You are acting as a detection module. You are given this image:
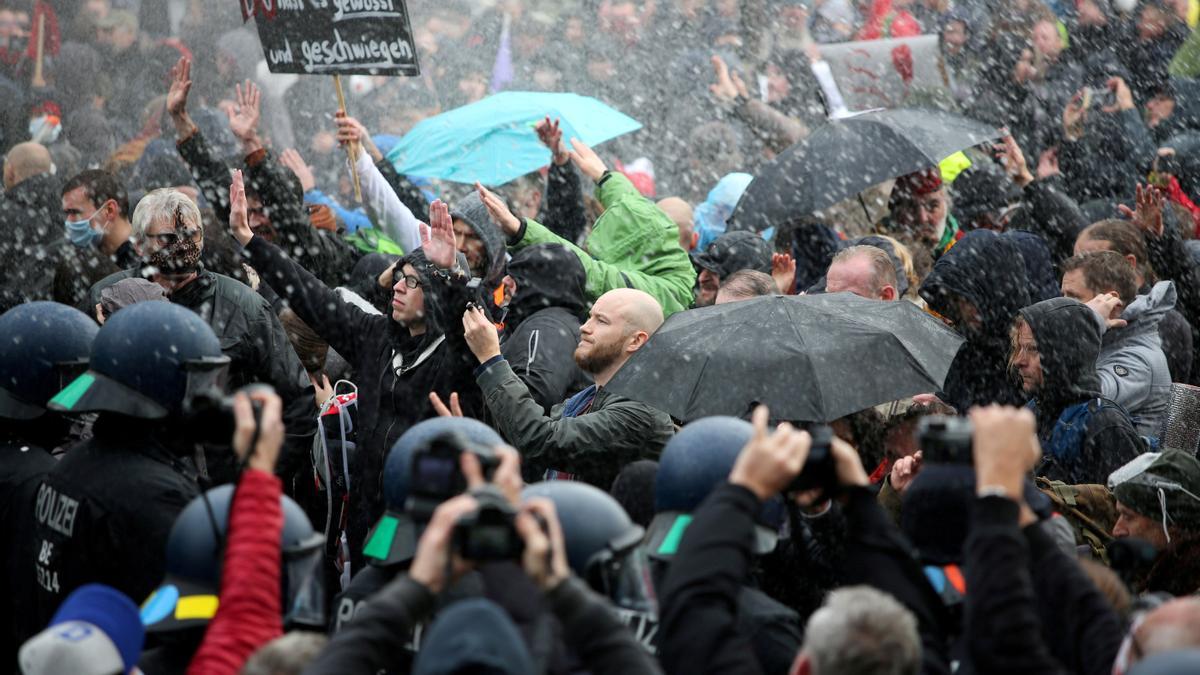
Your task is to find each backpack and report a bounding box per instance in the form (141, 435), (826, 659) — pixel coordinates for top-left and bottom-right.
(1035, 477), (1118, 563)
(311, 381), (360, 590)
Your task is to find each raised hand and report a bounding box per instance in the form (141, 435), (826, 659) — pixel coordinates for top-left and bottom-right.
(232, 386), (285, 473)
(166, 56), (192, 117)
(970, 405), (1041, 520)
(889, 451), (923, 494)
(229, 169), (253, 246)
(1085, 291), (1128, 330)
(1118, 183), (1165, 238)
(335, 112), (381, 162)
(280, 148), (317, 192)
(429, 391), (464, 417)
(407, 494), (478, 593)
(422, 199), (457, 269)
(994, 134), (1033, 187)
(535, 116), (570, 166)
(567, 137), (607, 183)
(475, 182), (522, 236)
(709, 54), (748, 102)
(772, 253), (796, 295)
(1036, 147), (1060, 180)
(227, 80), (262, 146)
(462, 305), (502, 363)
(1102, 76), (1135, 114)
(516, 498), (571, 591)
(1063, 90), (1088, 141)
(728, 405), (813, 500)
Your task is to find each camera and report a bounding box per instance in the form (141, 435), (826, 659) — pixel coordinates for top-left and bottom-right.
(452, 485), (524, 561)
(786, 424), (838, 494)
(918, 416), (974, 464)
(407, 431), (500, 522)
(182, 384), (268, 445)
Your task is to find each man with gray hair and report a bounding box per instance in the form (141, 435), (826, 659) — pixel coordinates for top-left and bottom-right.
(716, 269), (778, 304)
(826, 245), (900, 302)
(793, 586), (921, 675)
(87, 188), (314, 479)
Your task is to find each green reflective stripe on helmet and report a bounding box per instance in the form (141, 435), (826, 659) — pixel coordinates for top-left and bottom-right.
(655, 514), (693, 556)
(363, 514), (400, 559)
(50, 373), (95, 410)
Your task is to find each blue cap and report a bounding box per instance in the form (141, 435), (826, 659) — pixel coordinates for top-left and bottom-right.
(49, 584), (145, 673)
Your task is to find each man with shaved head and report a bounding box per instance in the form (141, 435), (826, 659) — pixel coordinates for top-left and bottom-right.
(452, 287), (675, 487)
(658, 196), (697, 251)
(3, 141), (50, 191)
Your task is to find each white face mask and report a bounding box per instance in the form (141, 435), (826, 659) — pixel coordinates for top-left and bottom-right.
(28, 115), (61, 144)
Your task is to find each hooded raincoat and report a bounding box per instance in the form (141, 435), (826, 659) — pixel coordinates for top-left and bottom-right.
(1097, 281), (1175, 436)
(1020, 297), (1144, 485)
(508, 172), (697, 317)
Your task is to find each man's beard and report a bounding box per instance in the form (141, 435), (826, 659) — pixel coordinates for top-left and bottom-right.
(574, 338), (625, 375)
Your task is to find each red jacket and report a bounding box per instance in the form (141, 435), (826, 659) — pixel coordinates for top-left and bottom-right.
(187, 469), (283, 675)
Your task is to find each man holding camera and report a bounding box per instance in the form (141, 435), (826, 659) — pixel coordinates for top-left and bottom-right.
(438, 286), (674, 489)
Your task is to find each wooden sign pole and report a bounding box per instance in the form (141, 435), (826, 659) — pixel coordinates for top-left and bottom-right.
(31, 12), (45, 88)
(334, 74), (363, 203)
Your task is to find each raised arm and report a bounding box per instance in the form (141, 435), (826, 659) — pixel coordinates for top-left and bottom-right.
(337, 114), (423, 253)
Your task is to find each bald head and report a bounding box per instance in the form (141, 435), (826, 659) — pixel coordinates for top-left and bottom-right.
(608, 287), (665, 335)
(657, 197), (696, 251)
(576, 288), (664, 386)
(1133, 598), (1200, 663)
(4, 142), (52, 190)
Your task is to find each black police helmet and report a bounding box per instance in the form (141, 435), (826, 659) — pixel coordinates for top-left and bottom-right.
(647, 416), (781, 557)
(0, 302), (97, 420)
(362, 417), (504, 567)
(48, 301), (229, 419)
(140, 484), (325, 632)
(522, 481), (655, 613)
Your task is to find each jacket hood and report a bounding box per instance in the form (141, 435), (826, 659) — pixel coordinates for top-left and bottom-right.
(451, 191), (507, 285)
(411, 598), (534, 675)
(1006, 231), (1061, 304)
(1020, 297), (1103, 407)
(505, 243), (587, 329)
(920, 229), (1031, 341)
(1111, 280), (1176, 344)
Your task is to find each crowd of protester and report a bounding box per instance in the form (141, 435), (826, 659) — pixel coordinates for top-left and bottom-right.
(6, 0), (1200, 674)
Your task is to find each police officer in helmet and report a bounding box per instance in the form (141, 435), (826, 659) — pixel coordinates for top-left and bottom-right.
(30, 301), (232, 627)
(0, 302), (98, 666)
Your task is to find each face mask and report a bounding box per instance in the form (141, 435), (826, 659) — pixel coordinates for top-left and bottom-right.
(29, 115), (61, 144)
(148, 236), (202, 275)
(65, 208), (103, 249)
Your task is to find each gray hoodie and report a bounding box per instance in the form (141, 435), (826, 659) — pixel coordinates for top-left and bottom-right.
(450, 192), (507, 285)
(1097, 280), (1175, 437)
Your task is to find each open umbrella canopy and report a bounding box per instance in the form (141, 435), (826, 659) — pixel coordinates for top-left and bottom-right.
(384, 91), (642, 187)
(732, 108), (1000, 232)
(605, 293), (964, 423)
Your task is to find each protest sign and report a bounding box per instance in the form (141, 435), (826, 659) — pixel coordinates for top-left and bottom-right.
(251, 0), (421, 77)
(819, 35), (947, 112)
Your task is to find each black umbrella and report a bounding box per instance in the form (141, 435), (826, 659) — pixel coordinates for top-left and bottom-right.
(732, 108), (1001, 232)
(605, 293), (964, 423)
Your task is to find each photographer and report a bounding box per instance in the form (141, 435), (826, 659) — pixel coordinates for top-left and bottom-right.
(963, 406), (1122, 674)
(657, 406), (953, 675)
(303, 450), (660, 675)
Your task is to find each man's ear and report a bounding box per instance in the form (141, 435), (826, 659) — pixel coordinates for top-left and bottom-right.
(880, 285), (897, 302)
(627, 330), (651, 352)
(1125, 254), (1138, 271)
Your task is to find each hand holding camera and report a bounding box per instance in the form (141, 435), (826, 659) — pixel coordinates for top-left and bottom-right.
(516, 498), (571, 592)
(231, 386), (284, 474)
(729, 406), (813, 500)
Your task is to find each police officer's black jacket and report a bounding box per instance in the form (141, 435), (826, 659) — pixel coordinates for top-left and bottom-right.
(30, 417), (201, 627)
(1, 430), (56, 670)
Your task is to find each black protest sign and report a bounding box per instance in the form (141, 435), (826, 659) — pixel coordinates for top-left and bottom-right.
(252, 0), (420, 76)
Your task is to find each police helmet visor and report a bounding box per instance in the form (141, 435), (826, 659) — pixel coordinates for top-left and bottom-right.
(283, 533), (327, 628)
(48, 356), (229, 419)
(586, 525), (658, 615)
(0, 357), (94, 419)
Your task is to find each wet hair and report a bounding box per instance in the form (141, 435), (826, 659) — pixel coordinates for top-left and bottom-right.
(279, 309), (329, 374)
(719, 269), (777, 299)
(803, 586), (921, 675)
(241, 631), (328, 675)
(831, 245), (899, 297)
(1079, 219), (1153, 283)
(62, 169), (130, 218)
(131, 188), (202, 241)
(1061, 250), (1139, 306)
(1007, 314), (1032, 375)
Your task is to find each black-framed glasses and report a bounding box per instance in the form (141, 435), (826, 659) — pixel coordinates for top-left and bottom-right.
(397, 274), (421, 289)
(144, 227), (201, 247)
